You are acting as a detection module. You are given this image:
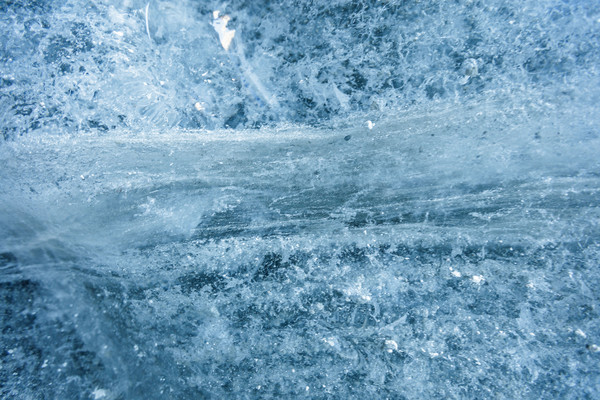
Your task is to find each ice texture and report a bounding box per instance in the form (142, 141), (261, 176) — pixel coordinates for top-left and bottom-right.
(1, 0), (600, 399)
(1, 0), (600, 133)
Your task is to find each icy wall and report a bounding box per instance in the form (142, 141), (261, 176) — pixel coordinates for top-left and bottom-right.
(1, 0), (600, 399)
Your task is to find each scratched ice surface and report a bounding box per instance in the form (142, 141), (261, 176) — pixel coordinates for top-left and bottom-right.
(1, 1), (600, 399)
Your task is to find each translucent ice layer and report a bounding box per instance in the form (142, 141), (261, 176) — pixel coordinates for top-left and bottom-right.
(2, 95), (600, 398)
(1, 0), (600, 399)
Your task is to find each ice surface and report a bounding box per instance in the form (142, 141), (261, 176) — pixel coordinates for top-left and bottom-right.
(1, 0), (600, 134)
(1, 0), (600, 399)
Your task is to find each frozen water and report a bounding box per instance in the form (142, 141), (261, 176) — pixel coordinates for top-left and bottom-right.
(2, 99), (599, 399)
(2, 0), (600, 133)
(1, 0), (600, 399)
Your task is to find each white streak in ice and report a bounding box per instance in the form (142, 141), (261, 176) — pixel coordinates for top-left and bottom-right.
(145, 3), (152, 42)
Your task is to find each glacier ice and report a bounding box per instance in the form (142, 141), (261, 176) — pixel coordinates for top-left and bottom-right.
(1, 0), (600, 399)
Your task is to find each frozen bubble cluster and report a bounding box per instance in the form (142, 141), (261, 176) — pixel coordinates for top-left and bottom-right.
(1, 0), (600, 399)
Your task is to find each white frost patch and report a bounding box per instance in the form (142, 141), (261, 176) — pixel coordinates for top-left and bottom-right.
(91, 388), (108, 399)
(449, 267), (461, 278)
(212, 11), (236, 51)
(194, 102), (205, 111)
(367, 120), (374, 130)
(384, 339), (398, 353)
(343, 277), (372, 302)
(471, 275), (484, 284)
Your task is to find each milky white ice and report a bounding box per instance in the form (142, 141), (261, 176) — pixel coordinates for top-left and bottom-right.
(211, 10), (236, 51)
